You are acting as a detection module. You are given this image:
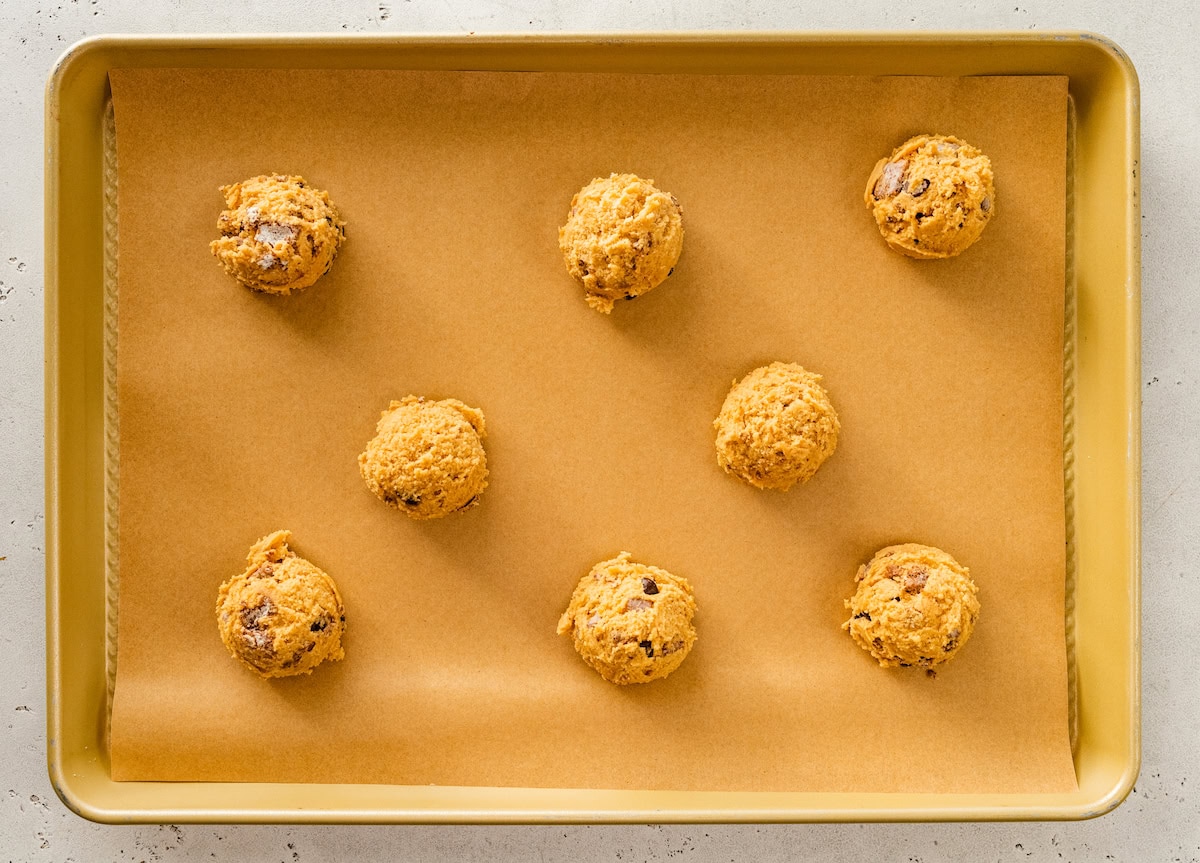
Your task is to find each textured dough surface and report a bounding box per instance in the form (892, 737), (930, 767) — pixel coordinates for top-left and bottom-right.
(210, 173), (346, 294)
(557, 552), (698, 685)
(843, 543), (980, 671)
(865, 135), (995, 259)
(358, 396), (488, 520)
(558, 173), (684, 313)
(215, 530), (346, 678)
(713, 361), (840, 491)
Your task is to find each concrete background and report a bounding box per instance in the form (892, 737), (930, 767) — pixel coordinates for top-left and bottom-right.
(1, 0), (1195, 859)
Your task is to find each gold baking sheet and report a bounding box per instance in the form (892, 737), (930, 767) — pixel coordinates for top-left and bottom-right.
(106, 67), (1073, 794)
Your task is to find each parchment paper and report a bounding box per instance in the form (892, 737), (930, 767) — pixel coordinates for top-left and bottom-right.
(108, 68), (1073, 792)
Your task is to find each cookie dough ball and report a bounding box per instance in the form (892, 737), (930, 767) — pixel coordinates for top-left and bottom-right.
(358, 396), (488, 520)
(557, 553), (698, 685)
(210, 173), (346, 294)
(216, 530), (346, 678)
(714, 362), (840, 491)
(843, 543), (980, 672)
(865, 135), (995, 259)
(558, 173), (684, 313)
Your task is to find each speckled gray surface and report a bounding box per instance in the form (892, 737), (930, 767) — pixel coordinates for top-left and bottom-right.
(2, 0), (1195, 859)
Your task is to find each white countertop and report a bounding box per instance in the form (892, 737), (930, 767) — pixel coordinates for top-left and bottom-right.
(2, 0), (1194, 859)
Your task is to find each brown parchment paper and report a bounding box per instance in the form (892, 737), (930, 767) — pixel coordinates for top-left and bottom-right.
(108, 68), (1073, 793)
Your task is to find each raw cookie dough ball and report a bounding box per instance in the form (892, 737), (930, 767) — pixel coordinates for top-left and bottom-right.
(713, 361), (840, 491)
(210, 173), (346, 294)
(865, 135), (995, 259)
(216, 530), (346, 678)
(558, 173), (684, 313)
(557, 552), (698, 685)
(843, 543), (980, 672)
(358, 396), (488, 520)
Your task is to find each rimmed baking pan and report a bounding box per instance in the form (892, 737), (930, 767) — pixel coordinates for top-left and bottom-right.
(45, 32), (1139, 823)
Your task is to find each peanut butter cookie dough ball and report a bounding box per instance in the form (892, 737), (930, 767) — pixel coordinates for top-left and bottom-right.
(216, 530), (346, 679)
(865, 135), (995, 259)
(557, 553), (698, 685)
(843, 543), (980, 673)
(211, 173), (346, 294)
(713, 362), (840, 491)
(358, 396), (488, 520)
(558, 173), (684, 313)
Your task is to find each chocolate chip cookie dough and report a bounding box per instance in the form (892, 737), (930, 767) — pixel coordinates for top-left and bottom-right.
(210, 173), (346, 294)
(714, 362), (840, 491)
(358, 396), (488, 520)
(865, 135), (995, 259)
(843, 543), (980, 673)
(216, 530), (346, 678)
(557, 553), (698, 685)
(558, 173), (684, 313)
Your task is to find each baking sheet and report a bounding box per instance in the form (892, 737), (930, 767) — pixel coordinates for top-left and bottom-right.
(108, 68), (1073, 793)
